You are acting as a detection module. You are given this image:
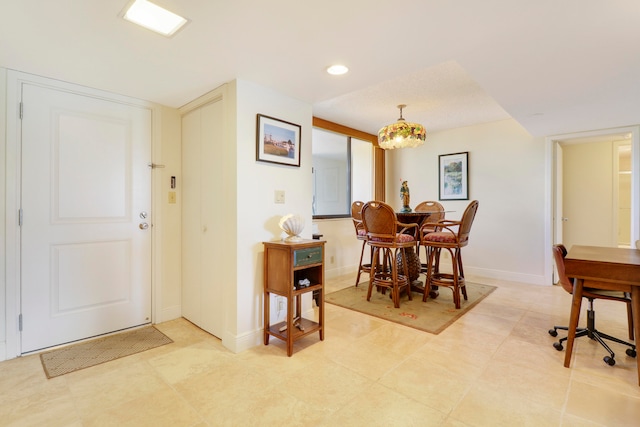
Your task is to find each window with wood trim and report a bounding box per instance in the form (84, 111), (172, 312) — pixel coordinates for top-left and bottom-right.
(312, 118), (382, 219)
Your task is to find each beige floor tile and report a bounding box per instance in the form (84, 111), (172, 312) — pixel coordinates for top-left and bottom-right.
(477, 359), (570, 410)
(409, 337), (493, 379)
(450, 382), (563, 427)
(322, 382), (447, 427)
(466, 299), (526, 322)
(173, 361), (315, 426)
(379, 357), (473, 414)
(565, 380), (640, 427)
(82, 388), (203, 427)
(0, 354), (63, 401)
(324, 306), (388, 339)
(147, 339), (235, 384)
(357, 323), (433, 357)
(561, 413), (608, 427)
(65, 360), (170, 417)
(491, 335), (571, 377)
(0, 382), (79, 426)
(2, 273), (640, 426)
(278, 359), (374, 412)
(440, 418), (474, 427)
(329, 338), (410, 381)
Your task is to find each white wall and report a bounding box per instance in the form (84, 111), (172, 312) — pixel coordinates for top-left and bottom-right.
(314, 120), (549, 286)
(314, 218), (362, 279)
(156, 106), (182, 322)
(0, 68), (7, 358)
(232, 79), (314, 351)
(386, 119), (548, 285)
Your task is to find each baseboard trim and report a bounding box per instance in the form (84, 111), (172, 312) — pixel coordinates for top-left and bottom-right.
(157, 305), (182, 323)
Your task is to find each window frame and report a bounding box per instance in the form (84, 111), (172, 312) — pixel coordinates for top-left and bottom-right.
(311, 117), (384, 219)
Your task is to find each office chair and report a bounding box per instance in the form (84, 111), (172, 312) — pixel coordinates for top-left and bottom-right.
(549, 244), (637, 365)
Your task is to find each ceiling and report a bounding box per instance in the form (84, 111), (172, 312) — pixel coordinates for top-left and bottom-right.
(1, 1), (639, 138)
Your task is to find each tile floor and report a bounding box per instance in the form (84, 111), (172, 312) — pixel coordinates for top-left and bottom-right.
(2, 274), (640, 426)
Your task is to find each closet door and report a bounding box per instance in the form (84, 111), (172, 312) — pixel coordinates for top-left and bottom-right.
(181, 100), (224, 337)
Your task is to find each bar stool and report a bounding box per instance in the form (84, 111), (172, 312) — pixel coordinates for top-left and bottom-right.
(361, 201), (419, 308)
(421, 200), (479, 308)
(351, 201), (371, 287)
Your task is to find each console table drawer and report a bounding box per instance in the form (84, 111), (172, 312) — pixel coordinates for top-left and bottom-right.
(294, 247), (322, 267)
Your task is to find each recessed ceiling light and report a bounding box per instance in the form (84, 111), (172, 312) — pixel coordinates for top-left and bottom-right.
(122, 0), (188, 37)
(327, 65), (349, 75)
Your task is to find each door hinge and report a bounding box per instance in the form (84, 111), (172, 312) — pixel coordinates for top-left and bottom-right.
(18, 314), (23, 331)
(19, 102), (23, 119)
(18, 208), (23, 226)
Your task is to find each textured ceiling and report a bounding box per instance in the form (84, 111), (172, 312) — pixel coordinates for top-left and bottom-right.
(1, 0), (639, 138)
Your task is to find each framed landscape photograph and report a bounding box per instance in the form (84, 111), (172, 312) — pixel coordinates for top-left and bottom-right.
(256, 114), (301, 167)
(439, 152), (469, 200)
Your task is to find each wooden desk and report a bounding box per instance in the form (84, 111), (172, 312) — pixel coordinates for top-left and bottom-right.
(563, 245), (640, 385)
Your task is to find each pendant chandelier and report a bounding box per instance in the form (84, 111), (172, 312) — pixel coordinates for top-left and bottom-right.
(377, 104), (426, 149)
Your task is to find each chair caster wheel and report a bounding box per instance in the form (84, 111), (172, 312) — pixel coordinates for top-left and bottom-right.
(626, 348), (637, 358)
(553, 342), (563, 351)
(548, 329), (558, 337)
(604, 356), (616, 366)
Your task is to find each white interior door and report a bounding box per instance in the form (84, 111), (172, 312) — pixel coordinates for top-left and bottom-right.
(554, 142), (564, 245)
(181, 99), (224, 338)
(20, 83), (152, 353)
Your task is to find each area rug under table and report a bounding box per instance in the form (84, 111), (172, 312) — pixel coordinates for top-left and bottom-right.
(326, 282), (496, 334)
(39, 326), (173, 378)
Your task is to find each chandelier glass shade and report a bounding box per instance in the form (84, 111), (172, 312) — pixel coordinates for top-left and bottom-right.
(377, 104), (426, 149)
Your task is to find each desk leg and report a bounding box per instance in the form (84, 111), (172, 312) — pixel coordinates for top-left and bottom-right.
(564, 278), (583, 368)
(632, 287), (640, 386)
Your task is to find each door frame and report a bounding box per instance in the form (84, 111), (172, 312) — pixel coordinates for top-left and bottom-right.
(3, 70), (164, 359)
(545, 125), (640, 285)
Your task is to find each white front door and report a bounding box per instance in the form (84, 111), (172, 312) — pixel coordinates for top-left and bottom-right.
(20, 83), (152, 353)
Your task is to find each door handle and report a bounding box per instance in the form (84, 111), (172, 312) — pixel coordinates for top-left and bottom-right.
(139, 222), (149, 230)
(561, 217), (569, 222)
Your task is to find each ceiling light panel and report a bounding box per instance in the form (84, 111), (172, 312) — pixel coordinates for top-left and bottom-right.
(123, 0), (188, 37)
(327, 65), (349, 75)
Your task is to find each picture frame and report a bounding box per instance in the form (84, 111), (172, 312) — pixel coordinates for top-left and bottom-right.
(439, 151), (469, 200)
(256, 114), (301, 167)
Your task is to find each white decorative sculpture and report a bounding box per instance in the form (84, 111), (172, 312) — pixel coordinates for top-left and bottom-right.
(279, 214), (305, 242)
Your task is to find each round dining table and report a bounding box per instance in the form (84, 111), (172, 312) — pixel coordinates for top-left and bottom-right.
(396, 211), (445, 299)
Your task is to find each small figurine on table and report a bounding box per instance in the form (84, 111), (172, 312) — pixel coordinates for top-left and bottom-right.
(400, 180), (411, 212)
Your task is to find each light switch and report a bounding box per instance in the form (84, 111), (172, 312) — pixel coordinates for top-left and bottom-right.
(274, 190), (285, 204)
(168, 191), (176, 204)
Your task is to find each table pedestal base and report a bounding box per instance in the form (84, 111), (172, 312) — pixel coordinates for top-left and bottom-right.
(408, 280), (439, 299)
(396, 247), (440, 299)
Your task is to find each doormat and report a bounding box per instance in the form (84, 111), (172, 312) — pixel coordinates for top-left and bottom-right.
(39, 326), (173, 378)
(326, 282), (496, 334)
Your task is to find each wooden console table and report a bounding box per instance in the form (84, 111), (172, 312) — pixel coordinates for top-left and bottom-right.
(263, 239), (325, 356)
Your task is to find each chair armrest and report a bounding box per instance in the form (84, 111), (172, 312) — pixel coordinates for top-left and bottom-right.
(397, 221), (419, 239)
(420, 221), (460, 241)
